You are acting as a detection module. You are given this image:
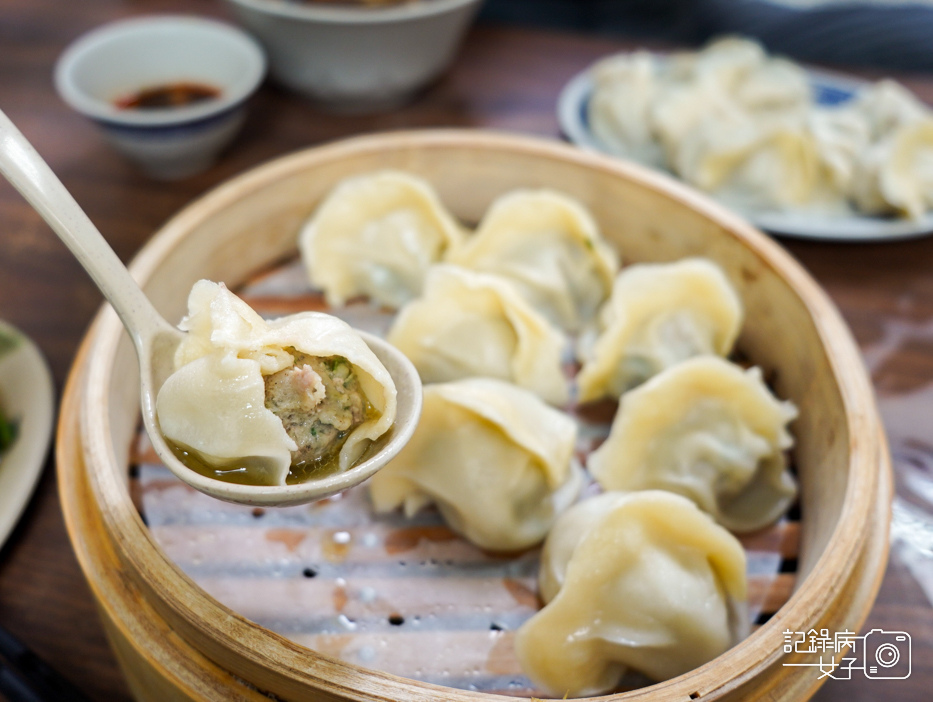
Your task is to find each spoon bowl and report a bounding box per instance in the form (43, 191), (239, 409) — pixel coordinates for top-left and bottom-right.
(0, 108), (421, 506)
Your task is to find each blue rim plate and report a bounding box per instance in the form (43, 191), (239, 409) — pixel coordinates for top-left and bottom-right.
(557, 60), (933, 242)
(0, 320), (54, 552)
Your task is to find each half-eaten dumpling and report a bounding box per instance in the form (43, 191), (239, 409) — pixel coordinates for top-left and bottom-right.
(386, 264), (569, 406)
(299, 170), (466, 309)
(576, 258), (743, 402)
(368, 377), (582, 552)
(587, 356), (797, 532)
(446, 190), (618, 332)
(515, 491), (748, 697)
(156, 280), (397, 486)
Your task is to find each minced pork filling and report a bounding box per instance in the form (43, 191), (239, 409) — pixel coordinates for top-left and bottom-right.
(264, 350), (368, 469)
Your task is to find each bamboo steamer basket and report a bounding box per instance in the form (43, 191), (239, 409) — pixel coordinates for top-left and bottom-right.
(58, 131), (892, 702)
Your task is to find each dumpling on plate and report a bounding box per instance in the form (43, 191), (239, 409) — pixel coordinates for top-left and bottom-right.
(368, 377), (583, 552)
(588, 51), (668, 167)
(850, 118), (933, 219)
(650, 76), (739, 160)
(446, 189), (618, 332)
(686, 37), (808, 112)
(576, 258), (743, 402)
(847, 80), (933, 218)
(156, 280), (397, 487)
(671, 35), (767, 85)
(672, 110), (859, 213)
(731, 55), (810, 115)
(852, 79), (931, 141)
(653, 37), (809, 160)
(806, 106), (872, 197)
(587, 356), (797, 532)
(642, 37), (818, 212)
(299, 170), (465, 309)
(515, 490), (748, 697)
(386, 264), (569, 406)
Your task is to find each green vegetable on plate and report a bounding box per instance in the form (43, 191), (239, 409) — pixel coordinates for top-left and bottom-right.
(0, 404), (16, 453)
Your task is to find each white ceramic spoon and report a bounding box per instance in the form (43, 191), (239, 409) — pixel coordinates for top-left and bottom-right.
(0, 108), (422, 507)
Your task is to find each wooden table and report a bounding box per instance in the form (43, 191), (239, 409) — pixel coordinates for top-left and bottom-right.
(0, 1), (931, 700)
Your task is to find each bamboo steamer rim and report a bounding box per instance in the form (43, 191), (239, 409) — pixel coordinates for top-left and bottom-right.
(63, 130), (890, 701)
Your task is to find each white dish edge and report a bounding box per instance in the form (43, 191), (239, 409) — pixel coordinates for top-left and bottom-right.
(0, 320), (55, 551)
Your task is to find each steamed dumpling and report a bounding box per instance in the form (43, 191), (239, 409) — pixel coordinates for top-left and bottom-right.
(515, 491), (748, 697)
(847, 81), (933, 218)
(850, 118), (933, 219)
(669, 35), (766, 87)
(299, 171), (466, 309)
(646, 39), (843, 212)
(852, 79), (931, 141)
(588, 51), (667, 167)
(576, 258), (743, 402)
(650, 77), (739, 159)
(446, 190), (618, 332)
(156, 280), (397, 486)
(731, 55), (810, 115)
(588, 356), (797, 532)
(387, 264), (569, 406)
(806, 106), (872, 196)
(368, 378), (583, 551)
(672, 110), (862, 213)
(652, 37), (810, 159)
(685, 37), (809, 114)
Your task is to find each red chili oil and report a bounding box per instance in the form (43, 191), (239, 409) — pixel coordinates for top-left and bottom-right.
(114, 82), (221, 110)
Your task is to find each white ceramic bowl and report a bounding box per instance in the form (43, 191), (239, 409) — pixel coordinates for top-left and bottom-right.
(54, 15), (266, 180)
(223, 0), (484, 111)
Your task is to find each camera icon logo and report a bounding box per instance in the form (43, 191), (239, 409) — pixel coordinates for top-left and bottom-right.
(862, 629), (911, 679)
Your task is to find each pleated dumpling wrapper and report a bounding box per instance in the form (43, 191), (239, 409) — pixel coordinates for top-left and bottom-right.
(588, 356), (797, 532)
(576, 258), (743, 402)
(368, 377), (583, 551)
(156, 280), (397, 487)
(387, 264), (569, 406)
(446, 189), (618, 332)
(515, 491), (748, 698)
(299, 171), (466, 309)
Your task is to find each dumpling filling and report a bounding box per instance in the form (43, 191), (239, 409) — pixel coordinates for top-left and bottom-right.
(264, 351), (371, 481)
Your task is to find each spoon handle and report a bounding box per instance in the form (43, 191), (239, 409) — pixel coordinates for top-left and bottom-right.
(0, 108), (167, 349)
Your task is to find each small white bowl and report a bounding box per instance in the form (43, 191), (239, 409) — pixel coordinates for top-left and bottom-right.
(223, 0), (484, 111)
(54, 15), (266, 180)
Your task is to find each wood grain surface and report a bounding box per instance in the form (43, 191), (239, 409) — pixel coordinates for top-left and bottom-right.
(0, 1), (931, 700)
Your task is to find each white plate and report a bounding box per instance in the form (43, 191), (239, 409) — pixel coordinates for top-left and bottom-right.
(557, 61), (933, 242)
(0, 320), (55, 551)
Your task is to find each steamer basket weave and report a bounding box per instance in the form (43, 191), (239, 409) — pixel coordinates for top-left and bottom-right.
(58, 131), (891, 702)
